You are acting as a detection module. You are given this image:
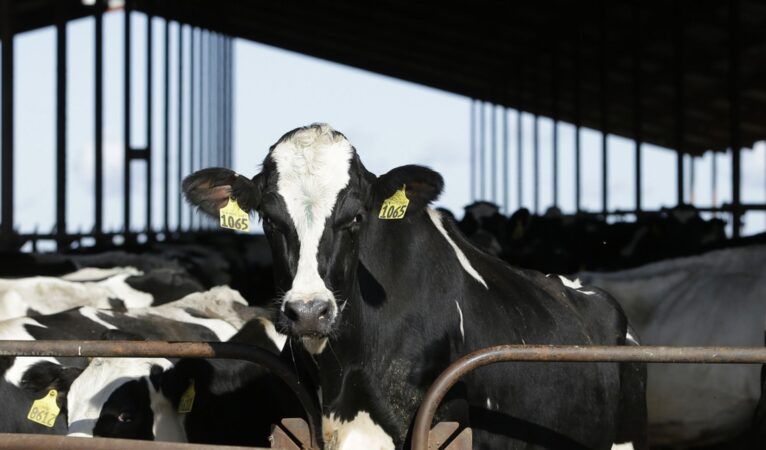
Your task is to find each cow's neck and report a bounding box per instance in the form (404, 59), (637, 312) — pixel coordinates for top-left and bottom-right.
(315, 209), (464, 445)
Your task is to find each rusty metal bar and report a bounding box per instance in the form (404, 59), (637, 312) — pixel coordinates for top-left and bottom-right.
(0, 434), (263, 450)
(411, 344), (766, 450)
(0, 340), (321, 449)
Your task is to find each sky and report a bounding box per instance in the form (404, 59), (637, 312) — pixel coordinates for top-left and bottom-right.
(4, 11), (765, 250)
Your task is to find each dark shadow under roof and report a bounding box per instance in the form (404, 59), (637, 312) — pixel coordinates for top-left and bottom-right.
(10, 0), (766, 156)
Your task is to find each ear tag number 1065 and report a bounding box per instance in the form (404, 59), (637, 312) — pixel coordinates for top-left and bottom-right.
(27, 389), (60, 428)
(379, 185), (409, 220)
(219, 198), (250, 232)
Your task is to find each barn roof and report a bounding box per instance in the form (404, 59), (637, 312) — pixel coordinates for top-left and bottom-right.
(9, 0), (766, 156)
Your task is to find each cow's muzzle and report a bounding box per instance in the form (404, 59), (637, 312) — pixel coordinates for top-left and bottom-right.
(281, 299), (336, 336)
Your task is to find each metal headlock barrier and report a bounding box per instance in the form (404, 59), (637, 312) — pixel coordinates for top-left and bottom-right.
(410, 345), (766, 450)
(0, 340), (321, 450)
(2, 342), (766, 449)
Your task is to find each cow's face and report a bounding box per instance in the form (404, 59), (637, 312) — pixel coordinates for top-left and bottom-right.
(183, 124), (443, 347)
(67, 358), (186, 441)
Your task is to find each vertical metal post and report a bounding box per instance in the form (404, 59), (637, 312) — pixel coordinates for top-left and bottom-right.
(599, 0), (608, 215)
(496, 104), (497, 203)
(1, 0), (14, 246)
(502, 107), (509, 214)
(200, 31), (206, 175)
(225, 37), (232, 168)
(729, 0), (741, 237)
(163, 19), (170, 233)
(633, 0), (642, 213)
(533, 113), (539, 214)
(208, 32), (214, 169)
(56, 20), (67, 247)
(712, 152), (718, 208)
(674, 0), (685, 205)
(124, 6), (132, 234)
(146, 13), (153, 233)
(177, 24), (184, 232)
(574, 18), (582, 213)
(188, 27), (195, 228)
(517, 110), (523, 210)
(479, 102), (485, 200)
(552, 53), (559, 208)
(470, 100), (475, 201)
(689, 156), (696, 204)
(228, 37), (234, 168)
(94, 12), (104, 237)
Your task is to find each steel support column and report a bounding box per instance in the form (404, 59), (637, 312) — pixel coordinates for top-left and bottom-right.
(56, 20), (67, 247)
(674, 0), (685, 205)
(1, 0), (15, 248)
(729, 0), (742, 238)
(94, 12), (104, 236)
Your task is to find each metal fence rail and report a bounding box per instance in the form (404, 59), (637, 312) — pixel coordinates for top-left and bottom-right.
(0, 340), (321, 449)
(411, 344), (766, 450)
(0, 434), (264, 450)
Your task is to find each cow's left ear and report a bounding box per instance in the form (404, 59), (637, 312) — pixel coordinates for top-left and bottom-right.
(157, 358), (213, 408)
(373, 165), (444, 214)
(182, 167), (262, 218)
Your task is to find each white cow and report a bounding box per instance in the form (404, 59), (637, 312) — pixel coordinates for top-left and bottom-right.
(580, 244), (766, 448)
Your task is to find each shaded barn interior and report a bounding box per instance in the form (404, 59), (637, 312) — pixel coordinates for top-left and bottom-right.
(0, 0), (764, 257)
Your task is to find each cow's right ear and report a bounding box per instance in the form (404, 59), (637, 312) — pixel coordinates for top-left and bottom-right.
(182, 168), (262, 218)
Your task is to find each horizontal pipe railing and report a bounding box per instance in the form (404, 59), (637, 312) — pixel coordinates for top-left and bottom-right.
(0, 340), (320, 450)
(411, 344), (766, 450)
(0, 434), (264, 450)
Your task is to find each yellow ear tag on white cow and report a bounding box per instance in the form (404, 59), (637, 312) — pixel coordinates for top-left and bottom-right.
(27, 389), (60, 428)
(379, 185), (409, 220)
(178, 380), (196, 413)
(219, 197), (250, 232)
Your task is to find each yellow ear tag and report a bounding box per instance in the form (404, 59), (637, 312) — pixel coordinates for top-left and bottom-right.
(219, 197), (250, 232)
(178, 380), (196, 413)
(379, 185), (410, 220)
(27, 389), (60, 428)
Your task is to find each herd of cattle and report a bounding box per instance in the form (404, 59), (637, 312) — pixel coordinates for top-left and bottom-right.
(0, 123), (763, 450)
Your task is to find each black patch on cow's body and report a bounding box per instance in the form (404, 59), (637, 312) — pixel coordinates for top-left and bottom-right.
(92, 379), (154, 440)
(107, 298), (127, 311)
(125, 269), (204, 305)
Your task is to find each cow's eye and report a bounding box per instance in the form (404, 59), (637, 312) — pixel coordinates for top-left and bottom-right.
(353, 214), (363, 224)
(117, 412), (133, 423)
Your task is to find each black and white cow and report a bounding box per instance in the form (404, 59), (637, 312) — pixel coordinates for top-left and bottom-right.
(0, 286), (252, 435)
(66, 314), (307, 446)
(0, 261), (207, 321)
(580, 244), (766, 449)
(183, 124), (647, 449)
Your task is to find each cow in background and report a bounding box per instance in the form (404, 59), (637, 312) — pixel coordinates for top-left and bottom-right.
(580, 244), (766, 449)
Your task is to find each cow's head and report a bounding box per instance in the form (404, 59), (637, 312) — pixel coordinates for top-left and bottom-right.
(183, 124), (443, 347)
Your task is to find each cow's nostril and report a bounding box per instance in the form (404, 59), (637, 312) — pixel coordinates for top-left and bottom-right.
(318, 304), (330, 320)
(284, 303), (300, 322)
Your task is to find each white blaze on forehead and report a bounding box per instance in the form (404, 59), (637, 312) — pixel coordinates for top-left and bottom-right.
(0, 317), (58, 386)
(323, 411), (394, 450)
(271, 125), (353, 305)
(67, 357), (175, 437)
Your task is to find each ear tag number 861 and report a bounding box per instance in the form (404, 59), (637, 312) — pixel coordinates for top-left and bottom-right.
(27, 389), (60, 428)
(219, 198), (250, 232)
